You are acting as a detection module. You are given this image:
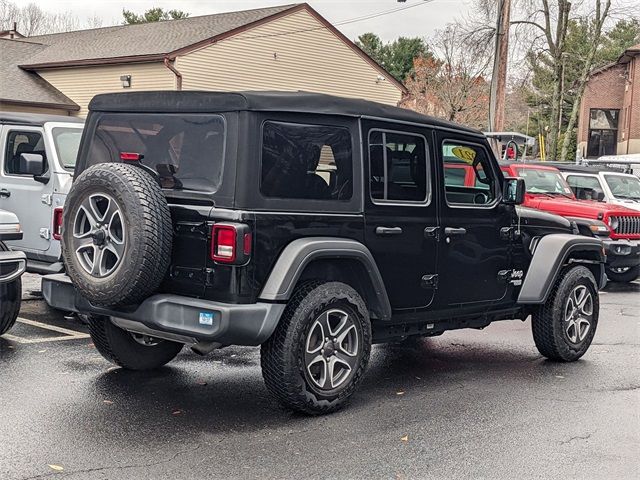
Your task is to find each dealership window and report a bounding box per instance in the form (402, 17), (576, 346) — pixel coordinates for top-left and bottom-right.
(261, 121), (352, 200)
(587, 109), (619, 158)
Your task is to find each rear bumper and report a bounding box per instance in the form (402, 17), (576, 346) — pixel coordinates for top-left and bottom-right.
(603, 239), (640, 269)
(42, 274), (285, 346)
(0, 250), (26, 283)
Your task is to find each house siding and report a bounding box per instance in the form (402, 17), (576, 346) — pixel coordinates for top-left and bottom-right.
(39, 62), (175, 116)
(176, 9), (402, 105)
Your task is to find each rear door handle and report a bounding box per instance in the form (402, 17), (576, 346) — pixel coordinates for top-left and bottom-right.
(0, 189), (10, 198)
(444, 227), (466, 236)
(375, 226), (403, 236)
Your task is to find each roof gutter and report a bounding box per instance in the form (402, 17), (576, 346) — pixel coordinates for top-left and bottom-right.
(164, 57), (182, 91)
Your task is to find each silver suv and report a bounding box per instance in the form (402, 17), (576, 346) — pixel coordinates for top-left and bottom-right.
(0, 113), (84, 273)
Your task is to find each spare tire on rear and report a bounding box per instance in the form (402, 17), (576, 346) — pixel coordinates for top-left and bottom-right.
(62, 163), (172, 307)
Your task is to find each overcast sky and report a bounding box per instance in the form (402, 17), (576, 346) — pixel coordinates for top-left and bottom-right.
(9, 0), (473, 42)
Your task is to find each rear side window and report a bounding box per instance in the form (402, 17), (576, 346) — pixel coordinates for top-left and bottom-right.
(261, 121), (352, 200)
(369, 130), (429, 203)
(4, 131), (47, 175)
(565, 175), (603, 200)
(86, 114), (225, 192)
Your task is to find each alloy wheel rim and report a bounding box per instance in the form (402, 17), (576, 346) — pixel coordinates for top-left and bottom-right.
(304, 308), (359, 390)
(564, 285), (593, 344)
(72, 193), (125, 278)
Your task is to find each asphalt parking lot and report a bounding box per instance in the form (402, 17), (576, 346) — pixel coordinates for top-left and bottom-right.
(0, 275), (638, 480)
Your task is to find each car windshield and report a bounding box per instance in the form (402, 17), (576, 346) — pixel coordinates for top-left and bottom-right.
(52, 127), (83, 170)
(515, 167), (573, 196)
(605, 174), (640, 200)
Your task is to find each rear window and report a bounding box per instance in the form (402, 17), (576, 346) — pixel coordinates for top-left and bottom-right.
(86, 114), (226, 192)
(261, 121), (352, 200)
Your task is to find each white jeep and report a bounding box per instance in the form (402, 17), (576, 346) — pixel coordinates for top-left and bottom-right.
(558, 166), (640, 212)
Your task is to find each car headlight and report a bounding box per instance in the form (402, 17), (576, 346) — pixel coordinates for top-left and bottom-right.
(607, 216), (619, 231)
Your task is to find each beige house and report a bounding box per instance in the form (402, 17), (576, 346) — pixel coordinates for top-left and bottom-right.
(0, 4), (405, 117)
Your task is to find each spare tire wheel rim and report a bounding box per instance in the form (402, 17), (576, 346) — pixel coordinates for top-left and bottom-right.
(563, 285), (593, 345)
(72, 193), (126, 278)
(304, 308), (360, 390)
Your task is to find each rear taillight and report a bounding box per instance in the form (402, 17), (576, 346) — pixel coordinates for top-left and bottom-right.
(210, 223), (252, 264)
(52, 207), (63, 240)
(119, 152), (143, 162)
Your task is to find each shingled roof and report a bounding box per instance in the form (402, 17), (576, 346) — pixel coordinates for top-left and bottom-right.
(0, 38), (79, 109)
(18, 4), (299, 69)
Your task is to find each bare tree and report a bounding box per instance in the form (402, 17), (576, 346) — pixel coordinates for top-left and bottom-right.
(402, 25), (493, 129)
(0, 0), (80, 35)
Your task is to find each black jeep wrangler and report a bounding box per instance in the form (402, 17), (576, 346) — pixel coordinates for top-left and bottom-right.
(44, 91), (605, 414)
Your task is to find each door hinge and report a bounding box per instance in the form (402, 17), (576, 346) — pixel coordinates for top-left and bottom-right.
(40, 228), (51, 240)
(41, 194), (53, 206)
(424, 226), (440, 241)
(500, 226), (520, 240)
(421, 274), (439, 289)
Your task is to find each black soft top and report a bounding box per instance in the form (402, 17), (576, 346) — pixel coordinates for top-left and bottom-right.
(0, 112), (84, 126)
(88, 91), (483, 136)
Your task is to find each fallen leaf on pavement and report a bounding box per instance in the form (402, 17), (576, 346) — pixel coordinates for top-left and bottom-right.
(48, 464), (64, 472)
(400, 435), (409, 442)
(172, 409), (183, 415)
(103, 400), (113, 405)
(396, 391), (405, 396)
(555, 375), (565, 379)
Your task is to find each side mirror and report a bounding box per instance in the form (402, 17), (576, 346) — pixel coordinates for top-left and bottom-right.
(18, 153), (49, 184)
(19, 153), (44, 175)
(503, 177), (525, 205)
(595, 190), (606, 202)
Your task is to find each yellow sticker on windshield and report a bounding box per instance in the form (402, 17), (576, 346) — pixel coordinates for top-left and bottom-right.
(451, 146), (476, 164)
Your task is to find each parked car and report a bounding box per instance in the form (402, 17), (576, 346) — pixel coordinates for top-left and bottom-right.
(0, 113), (84, 274)
(44, 91), (605, 414)
(554, 164), (640, 212)
(500, 162), (640, 283)
(0, 209), (25, 335)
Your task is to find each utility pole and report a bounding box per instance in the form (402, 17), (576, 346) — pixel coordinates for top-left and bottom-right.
(488, 0), (511, 137)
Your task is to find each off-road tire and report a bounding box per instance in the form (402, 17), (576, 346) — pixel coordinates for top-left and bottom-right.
(88, 315), (183, 370)
(62, 163), (172, 307)
(261, 281), (372, 415)
(532, 265), (599, 362)
(0, 242), (21, 336)
(605, 265), (640, 283)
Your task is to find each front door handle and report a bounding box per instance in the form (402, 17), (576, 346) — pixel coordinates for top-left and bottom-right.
(375, 226), (403, 236)
(444, 227), (467, 236)
(0, 189), (10, 198)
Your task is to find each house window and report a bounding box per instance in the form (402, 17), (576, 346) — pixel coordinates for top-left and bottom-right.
(587, 109), (619, 158)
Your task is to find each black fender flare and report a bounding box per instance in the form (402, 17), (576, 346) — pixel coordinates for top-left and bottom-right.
(258, 237), (392, 320)
(518, 234), (604, 304)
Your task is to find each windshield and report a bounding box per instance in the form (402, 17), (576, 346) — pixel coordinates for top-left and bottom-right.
(52, 127), (83, 170)
(86, 113), (226, 192)
(515, 167), (573, 196)
(605, 174), (640, 200)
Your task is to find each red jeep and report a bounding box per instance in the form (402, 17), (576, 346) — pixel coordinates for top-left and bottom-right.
(500, 162), (640, 283)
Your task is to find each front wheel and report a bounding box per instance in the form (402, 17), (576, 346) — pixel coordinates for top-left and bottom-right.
(606, 265), (640, 283)
(532, 266), (599, 362)
(261, 281), (372, 415)
(88, 315), (183, 370)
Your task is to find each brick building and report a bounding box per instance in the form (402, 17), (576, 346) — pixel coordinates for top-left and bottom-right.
(577, 43), (640, 158)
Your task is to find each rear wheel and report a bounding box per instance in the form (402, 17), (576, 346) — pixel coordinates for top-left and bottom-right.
(88, 315), (183, 370)
(261, 281), (371, 415)
(532, 266), (599, 362)
(0, 242), (21, 336)
(606, 265), (639, 283)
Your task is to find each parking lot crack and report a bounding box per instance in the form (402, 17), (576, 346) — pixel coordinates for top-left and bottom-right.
(559, 433), (592, 445)
(19, 445), (202, 480)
